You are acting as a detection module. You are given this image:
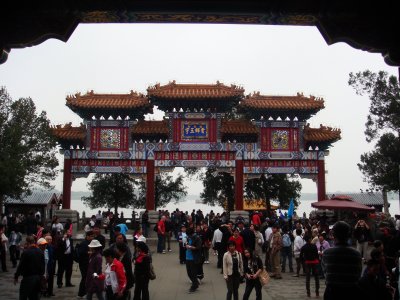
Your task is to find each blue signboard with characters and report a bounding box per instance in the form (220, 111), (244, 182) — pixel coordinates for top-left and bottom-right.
(182, 121), (208, 139)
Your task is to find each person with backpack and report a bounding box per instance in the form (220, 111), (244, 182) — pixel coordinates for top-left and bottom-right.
(281, 227), (294, 273)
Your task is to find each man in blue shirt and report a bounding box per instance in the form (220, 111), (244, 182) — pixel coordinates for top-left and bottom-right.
(115, 223), (129, 236)
(185, 227), (202, 293)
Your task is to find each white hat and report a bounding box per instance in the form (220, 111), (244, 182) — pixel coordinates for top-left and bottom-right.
(88, 239), (102, 248)
(137, 236), (147, 243)
(37, 238), (48, 245)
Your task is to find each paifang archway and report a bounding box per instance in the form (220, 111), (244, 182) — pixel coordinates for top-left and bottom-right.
(52, 82), (341, 212)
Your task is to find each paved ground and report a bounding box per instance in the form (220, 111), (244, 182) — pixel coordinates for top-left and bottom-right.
(0, 235), (325, 300)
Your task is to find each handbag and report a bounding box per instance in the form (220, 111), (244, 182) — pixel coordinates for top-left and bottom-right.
(40, 275), (48, 293)
(149, 263), (156, 280)
(258, 268), (270, 286)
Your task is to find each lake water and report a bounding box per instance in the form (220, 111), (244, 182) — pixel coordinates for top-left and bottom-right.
(71, 196), (400, 218)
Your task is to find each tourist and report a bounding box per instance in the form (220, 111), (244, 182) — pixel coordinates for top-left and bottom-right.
(14, 236), (45, 300)
(8, 226), (22, 268)
(156, 216), (166, 254)
(269, 224), (283, 279)
(85, 239), (104, 300)
(89, 215), (96, 228)
(252, 224), (264, 258)
(0, 224), (8, 272)
(185, 227), (202, 293)
(229, 227), (244, 254)
(178, 225), (187, 264)
(240, 222), (256, 253)
(281, 227), (293, 273)
(133, 242), (151, 300)
(115, 221), (129, 237)
(93, 224), (106, 251)
(164, 215), (173, 252)
(107, 212), (117, 246)
(109, 234), (131, 259)
(51, 216), (63, 235)
(315, 233), (330, 279)
(141, 210), (149, 238)
(223, 240), (244, 300)
(34, 222), (44, 242)
(358, 258), (394, 300)
(212, 224), (223, 269)
(116, 243), (134, 300)
(251, 211), (261, 226)
(300, 234), (320, 297)
(293, 228), (305, 277)
(322, 221), (362, 300)
(242, 248), (263, 300)
(200, 223), (212, 264)
(195, 224), (205, 282)
(103, 248), (127, 300)
(95, 210), (103, 224)
(44, 235), (56, 297)
(354, 218), (371, 263)
(37, 238), (48, 293)
(56, 230), (74, 288)
(26, 211), (38, 236)
(77, 230), (94, 298)
(64, 218), (73, 236)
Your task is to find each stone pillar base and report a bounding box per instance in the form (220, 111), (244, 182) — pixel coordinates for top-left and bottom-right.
(229, 210), (249, 225)
(147, 210), (159, 238)
(55, 209), (79, 236)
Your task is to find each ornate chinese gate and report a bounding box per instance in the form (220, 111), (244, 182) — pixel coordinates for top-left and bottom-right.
(53, 82), (341, 211)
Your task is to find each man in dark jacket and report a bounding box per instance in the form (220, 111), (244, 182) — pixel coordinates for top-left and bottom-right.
(322, 221), (362, 300)
(56, 231), (75, 288)
(93, 224), (106, 251)
(14, 236), (45, 300)
(77, 230), (94, 298)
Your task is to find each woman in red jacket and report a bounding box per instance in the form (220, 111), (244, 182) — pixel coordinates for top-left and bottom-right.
(229, 228), (244, 254)
(102, 248), (127, 300)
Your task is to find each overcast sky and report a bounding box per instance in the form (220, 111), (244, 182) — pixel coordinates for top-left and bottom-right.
(0, 23), (398, 199)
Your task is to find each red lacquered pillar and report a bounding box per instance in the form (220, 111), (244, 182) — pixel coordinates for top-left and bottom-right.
(317, 159), (326, 202)
(62, 158), (72, 209)
(146, 160), (155, 210)
(235, 160), (244, 210)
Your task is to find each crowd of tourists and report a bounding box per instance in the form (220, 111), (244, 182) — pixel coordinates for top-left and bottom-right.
(0, 212), (151, 300)
(2, 207), (400, 300)
(151, 208), (400, 300)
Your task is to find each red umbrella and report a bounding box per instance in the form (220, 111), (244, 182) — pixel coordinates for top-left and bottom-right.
(311, 195), (374, 212)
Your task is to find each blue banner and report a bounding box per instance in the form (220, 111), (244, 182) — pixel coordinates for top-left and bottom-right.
(287, 198), (294, 218)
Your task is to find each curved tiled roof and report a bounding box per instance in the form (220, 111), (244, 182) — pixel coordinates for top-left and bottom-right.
(327, 193), (385, 207)
(240, 92), (325, 111)
(131, 120), (169, 135)
(220, 119), (258, 134)
(51, 123), (86, 141)
(147, 81), (245, 99)
(303, 124), (341, 143)
(66, 90), (151, 110)
(5, 191), (61, 205)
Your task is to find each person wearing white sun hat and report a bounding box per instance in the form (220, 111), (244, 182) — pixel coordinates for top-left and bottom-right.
(83, 239), (104, 300)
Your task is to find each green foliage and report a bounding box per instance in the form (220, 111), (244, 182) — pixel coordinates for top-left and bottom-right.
(358, 133), (400, 191)
(348, 70), (400, 192)
(200, 168), (235, 211)
(82, 173), (137, 213)
(136, 172), (187, 209)
(0, 87), (58, 204)
(245, 174), (301, 212)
